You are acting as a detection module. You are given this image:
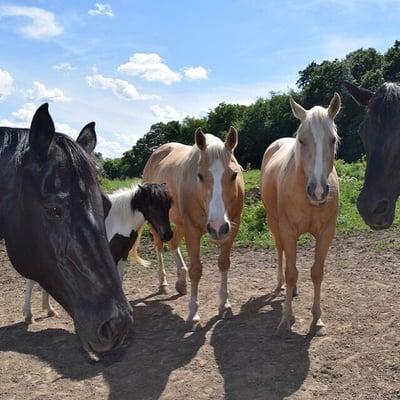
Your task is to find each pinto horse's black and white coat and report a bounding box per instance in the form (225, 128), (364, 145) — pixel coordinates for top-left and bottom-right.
(24, 183), (173, 322)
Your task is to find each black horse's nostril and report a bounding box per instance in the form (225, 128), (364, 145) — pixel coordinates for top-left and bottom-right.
(373, 200), (389, 215)
(98, 318), (118, 343)
(219, 222), (230, 236)
(160, 230), (173, 242)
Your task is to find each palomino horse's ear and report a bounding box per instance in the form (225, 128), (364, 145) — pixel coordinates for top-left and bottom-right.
(76, 122), (97, 154)
(289, 97), (307, 121)
(225, 127), (238, 151)
(328, 92), (341, 119)
(344, 81), (374, 107)
(195, 127), (206, 151)
(29, 103), (55, 162)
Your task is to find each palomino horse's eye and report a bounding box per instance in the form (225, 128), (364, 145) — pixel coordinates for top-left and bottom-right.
(197, 173), (204, 182)
(231, 172), (238, 181)
(45, 206), (63, 218)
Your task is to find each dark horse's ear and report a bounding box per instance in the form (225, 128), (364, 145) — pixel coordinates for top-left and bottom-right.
(344, 82), (374, 107)
(195, 127), (206, 151)
(101, 192), (112, 218)
(76, 122), (97, 154)
(29, 103), (55, 162)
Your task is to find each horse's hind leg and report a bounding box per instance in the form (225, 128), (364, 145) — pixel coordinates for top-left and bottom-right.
(42, 289), (58, 318)
(151, 227), (169, 294)
(310, 225), (335, 337)
(169, 225), (187, 295)
(23, 279), (35, 323)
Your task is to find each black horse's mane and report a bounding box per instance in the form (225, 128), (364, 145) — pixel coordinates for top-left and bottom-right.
(368, 82), (400, 128)
(1, 127), (98, 185)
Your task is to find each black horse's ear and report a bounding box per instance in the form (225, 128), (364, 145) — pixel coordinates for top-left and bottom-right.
(76, 122), (97, 154)
(29, 103), (55, 161)
(344, 82), (374, 106)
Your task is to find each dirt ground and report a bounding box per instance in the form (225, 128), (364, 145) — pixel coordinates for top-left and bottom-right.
(1, 230), (400, 400)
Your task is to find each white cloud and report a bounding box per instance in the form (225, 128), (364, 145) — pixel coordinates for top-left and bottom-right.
(53, 63), (75, 71)
(0, 5), (63, 39)
(0, 68), (13, 100)
(0, 102), (77, 136)
(86, 73), (158, 100)
(118, 53), (181, 85)
(25, 82), (72, 103)
(150, 105), (184, 121)
(184, 66), (209, 80)
(88, 3), (114, 17)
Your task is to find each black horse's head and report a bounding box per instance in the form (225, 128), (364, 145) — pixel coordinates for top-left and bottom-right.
(133, 183), (173, 242)
(345, 81), (400, 230)
(4, 104), (132, 354)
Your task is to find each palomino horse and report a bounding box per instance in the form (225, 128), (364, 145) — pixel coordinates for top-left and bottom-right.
(261, 93), (341, 336)
(143, 127), (244, 330)
(23, 183), (173, 322)
(345, 81), (400, 229)
(0, 104), (132, 354)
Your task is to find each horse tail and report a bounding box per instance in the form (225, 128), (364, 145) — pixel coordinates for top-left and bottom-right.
(129, 225), (150, 266)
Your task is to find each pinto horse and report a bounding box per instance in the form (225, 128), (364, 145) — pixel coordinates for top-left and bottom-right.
(0, 104), (132, 354)
(143, 127), (244, 330)
(261, 94), (341, 336)
(345, 81), (400, 229)
(23, 183), (173, 322)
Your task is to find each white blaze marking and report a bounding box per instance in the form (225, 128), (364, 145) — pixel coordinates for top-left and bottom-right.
(208, 160), (227, 227)
(312, 126), (324, 199)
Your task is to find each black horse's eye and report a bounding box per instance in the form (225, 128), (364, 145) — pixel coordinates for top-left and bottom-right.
(45, 206), (62, 218)
(232, 172), (238, 181)
(198, 173), (204, 182)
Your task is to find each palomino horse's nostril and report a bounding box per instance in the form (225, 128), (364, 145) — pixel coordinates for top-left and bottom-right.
(219, 222), (230, 236)
(206, 223), (217, 236)
(373, 200), (389, 215)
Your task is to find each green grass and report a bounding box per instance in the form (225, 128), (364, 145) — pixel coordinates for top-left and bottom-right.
(100, 177), (139, 193)
(101, 160), (394, 248)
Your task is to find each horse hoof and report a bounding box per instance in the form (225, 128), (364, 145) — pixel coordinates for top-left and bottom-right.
(175, 281), (187, 295)
(219, 307), (234, 320)
(24, 315), (34, 324)
(310, 324), (327, 337)
(185, 320), (202, 332)
(47, 309), (58, 318)
(158, 285), (170, 295)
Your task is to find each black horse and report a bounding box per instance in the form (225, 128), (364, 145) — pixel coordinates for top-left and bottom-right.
(345, 81), (400, 229)
(0, 103), (132, 354)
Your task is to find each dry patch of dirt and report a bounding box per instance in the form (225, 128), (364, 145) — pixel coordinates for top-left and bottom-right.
(1, 230), (400, 399)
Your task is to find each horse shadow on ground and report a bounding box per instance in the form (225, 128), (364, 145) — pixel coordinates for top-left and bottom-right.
(0, 293), (216, 400)
(210, 294), (311, 400)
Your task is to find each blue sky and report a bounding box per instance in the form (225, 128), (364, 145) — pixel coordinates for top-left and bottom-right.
(0, 0), (398, 157)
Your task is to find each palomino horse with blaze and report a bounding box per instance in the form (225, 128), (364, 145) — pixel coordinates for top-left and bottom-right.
(0, 104), (132, 354)
(23, 183), (173, 322)
(345, 81), (400, 229)
(143, 127), (244, 330)
(261, 93), (341, 336)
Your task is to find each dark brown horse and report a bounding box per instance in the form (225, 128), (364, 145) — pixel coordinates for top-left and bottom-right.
(0, 103), (132, 354)
(345, 82), (400, 229)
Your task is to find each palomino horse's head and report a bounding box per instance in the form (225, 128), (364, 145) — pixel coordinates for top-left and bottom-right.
(345, 82), (400, 229)
(135, 183), (173, 242)
(6, 104), (132, 354)
(194, 127), (243, 241)
(289, 93), (341, 205)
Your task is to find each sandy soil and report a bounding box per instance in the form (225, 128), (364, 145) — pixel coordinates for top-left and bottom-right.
(1, 230), (400, 400)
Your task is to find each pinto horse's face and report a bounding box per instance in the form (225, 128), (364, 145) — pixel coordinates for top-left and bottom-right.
(134, 183), (173, 242)
(290, 94), (341, 206)
(195, 128), (243, 241)
(345, 82), (400, 230)
(6, 104), (132, 354)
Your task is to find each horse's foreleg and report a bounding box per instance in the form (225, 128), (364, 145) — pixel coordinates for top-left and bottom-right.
(217, 226), (239, 319)
(310, 225), (335, 336)
(272, 233), (285, 296)
(151, 227), (169, 294)
(23, 279), (35, 323)
(42, 289), (58, 318)
(277, 230), (298, 336)
(185, 227), (202, 331)
(169, 225), (187, 295)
